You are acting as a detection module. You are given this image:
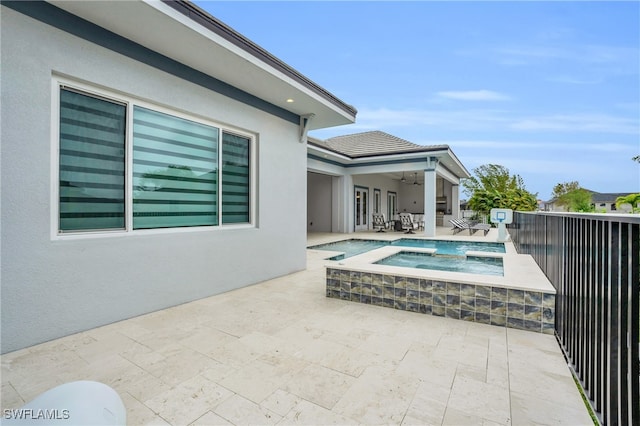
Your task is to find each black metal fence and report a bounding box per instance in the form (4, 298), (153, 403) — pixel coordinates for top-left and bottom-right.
(509, 212), (639, 426)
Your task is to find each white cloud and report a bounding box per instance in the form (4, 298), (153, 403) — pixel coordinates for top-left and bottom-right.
(424, 140), (635, 153)
(510, 113), (639, 134)
(437, 90), (511, 101)
(311, 107), (639, 141)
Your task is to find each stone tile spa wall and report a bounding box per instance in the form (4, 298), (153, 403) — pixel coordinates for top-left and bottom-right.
(326, 267), (555, 334)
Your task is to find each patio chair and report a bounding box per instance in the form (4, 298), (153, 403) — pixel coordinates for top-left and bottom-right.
(449, 218), (491, 236)
(372, 213), (390, 232)
(399, 213), (419, 234)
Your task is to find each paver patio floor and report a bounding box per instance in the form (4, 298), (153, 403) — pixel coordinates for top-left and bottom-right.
(1, 233), (593, 425)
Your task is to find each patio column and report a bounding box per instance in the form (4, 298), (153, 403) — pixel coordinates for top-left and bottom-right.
(330, 175), (352, 233)
(423, 162), (437, 237)
(451, 184), (460, 219)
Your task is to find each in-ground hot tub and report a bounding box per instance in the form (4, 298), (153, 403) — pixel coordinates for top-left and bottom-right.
(319, 242), (556, 334)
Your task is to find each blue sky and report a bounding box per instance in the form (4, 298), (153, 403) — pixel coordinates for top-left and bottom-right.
(196, 1), (639, 200)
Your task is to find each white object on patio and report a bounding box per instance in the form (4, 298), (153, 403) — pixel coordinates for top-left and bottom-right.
(3, 381), (126, 425)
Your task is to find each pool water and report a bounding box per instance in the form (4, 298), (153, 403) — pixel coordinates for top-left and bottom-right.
(390, 239), (504, 255)
(308, 239), (388, 259)
(375, 251), (504, 276)
(308, 238), (505, 259)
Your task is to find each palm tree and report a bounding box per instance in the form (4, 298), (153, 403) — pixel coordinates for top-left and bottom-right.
(615, 193), (640, 212)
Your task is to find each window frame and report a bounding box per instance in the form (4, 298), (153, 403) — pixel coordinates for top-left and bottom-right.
(51, 78), (256, 239)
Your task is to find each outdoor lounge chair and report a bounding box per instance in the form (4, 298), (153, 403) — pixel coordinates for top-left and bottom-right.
(372, 213), (390, 232)
(449, 218), (491, 236)
(399, 213), (419, 234)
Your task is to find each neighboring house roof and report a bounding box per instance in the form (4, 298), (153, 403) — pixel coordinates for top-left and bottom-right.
(18, 0), (356, 130)
(547, 191), (634, 204)
(310, 131), (449, 158)
(591, 193), (632, 203)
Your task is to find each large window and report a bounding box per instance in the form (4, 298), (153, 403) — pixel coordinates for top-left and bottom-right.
(57, 85), (253, 234)
(59, 89), (126, 231)
(132, 106), (219, 229)
(221, 132), (250, 224)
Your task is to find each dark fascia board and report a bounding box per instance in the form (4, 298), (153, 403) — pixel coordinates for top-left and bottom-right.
(163, 0), (357, 118)
(308, 142), (469, 179)
(307, 139), (449, 160)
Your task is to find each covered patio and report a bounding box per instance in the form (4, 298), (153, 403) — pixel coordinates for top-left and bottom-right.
(307, 131), (470, 237)
(1, 233), (592, 425)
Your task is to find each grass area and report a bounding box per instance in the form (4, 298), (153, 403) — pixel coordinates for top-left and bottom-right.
(572, 374), (600, 425)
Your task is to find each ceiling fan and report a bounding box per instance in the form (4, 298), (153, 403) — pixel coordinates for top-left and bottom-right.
(411, 172), (422, 186)
(400, 172), (407, 183)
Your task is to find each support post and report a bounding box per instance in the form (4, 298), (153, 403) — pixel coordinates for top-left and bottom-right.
(423, 162), (437, 237)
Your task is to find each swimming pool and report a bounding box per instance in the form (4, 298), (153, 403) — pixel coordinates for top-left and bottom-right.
(308, 238), (505, 260)
(375, 251), (504, 276)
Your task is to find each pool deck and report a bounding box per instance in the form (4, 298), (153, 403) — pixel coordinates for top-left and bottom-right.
(1, 230), (592, 425)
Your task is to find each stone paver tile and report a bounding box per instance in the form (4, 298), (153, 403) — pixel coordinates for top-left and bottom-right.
(507, 327), (561, 352)
(143, 347), (221, 387)
(486, 340), (509, 388)
(277, 399), (358, 425)
(434, 334), (489, 368)
(447, 375), (511, 425)
(121, 392), (171, 426)
(144, 375), (234, 425)
(283, 364), (356, 410)
(178, 327), (238, 356)
(219, 358), (294, 404)
(511, 390), (593, 426)
(292, 337), (348, 365)
(319, 345), (394, 378)
(509, 368), (586, 408)
(401, 414), (440, 426)
(189, 411), (233, 426)
(205, 339), (262, 370)
(332, 365), (420, 424)
(358, 333), (413, 360)
(442, 407), (507, 426)
(396, 350), (457, 389)
(214, 393), (281, 425)
(260, 389), (302, 417)
(456, 362), (487, 382)
(508, 344), (572, 378)
(237, 331), (296, 358)
(0, 382), (24, 411)
(403, 381), (449, 425)
(108, 364), (172, 402)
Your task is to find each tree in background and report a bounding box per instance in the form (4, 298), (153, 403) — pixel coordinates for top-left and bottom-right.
(551, 181), (594, 212)
(615, 193), (640, 213)
(463, 164), (538, 215)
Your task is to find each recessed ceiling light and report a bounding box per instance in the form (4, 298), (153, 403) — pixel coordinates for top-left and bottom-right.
(286, 98), (295, 103)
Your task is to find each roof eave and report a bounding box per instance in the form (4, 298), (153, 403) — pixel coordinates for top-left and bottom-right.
(45, 0), (356, 130)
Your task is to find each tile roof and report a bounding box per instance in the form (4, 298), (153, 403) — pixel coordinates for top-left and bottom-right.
(309, 131), (449, 158)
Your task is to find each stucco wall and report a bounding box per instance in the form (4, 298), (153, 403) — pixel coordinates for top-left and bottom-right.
(1, 8), (307, 353)
(307, 173), (332, 232)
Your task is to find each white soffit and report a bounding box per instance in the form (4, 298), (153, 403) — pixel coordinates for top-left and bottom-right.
(47, 0), (356, 130)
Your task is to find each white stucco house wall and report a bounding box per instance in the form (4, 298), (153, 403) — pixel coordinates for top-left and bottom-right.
(307, 131), (470, 236)
(0, 0), (356, 353)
